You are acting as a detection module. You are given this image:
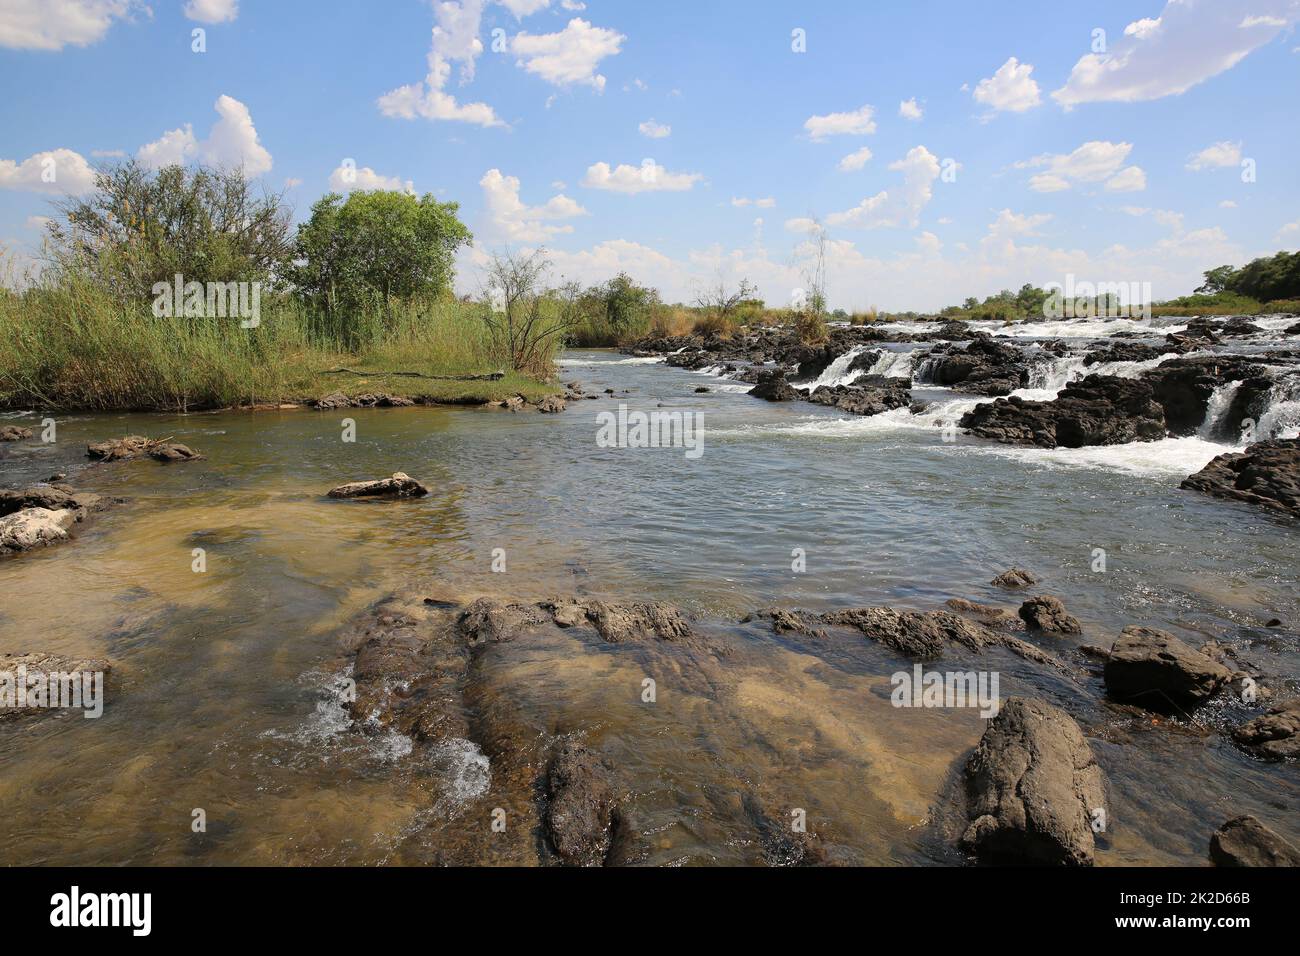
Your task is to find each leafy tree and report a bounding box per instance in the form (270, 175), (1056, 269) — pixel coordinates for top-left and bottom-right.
(1225, 251), (1300, 302)
(293, 190), (471, 316)
(586, 272), (659, 336)
(481, 248), (578, 375)
(1196, 265), (1239, 295)
(48, 161), (293, 300)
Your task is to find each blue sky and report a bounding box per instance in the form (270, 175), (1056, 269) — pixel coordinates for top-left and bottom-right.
(1, 0), (1297, 310)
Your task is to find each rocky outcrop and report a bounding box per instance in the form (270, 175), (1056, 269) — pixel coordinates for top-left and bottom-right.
(1083, 342), (1166, 366)
(545, 742), (619, 866)
(749, 370), (802, 402)
(1232, 699), (1300, 759)
(918, 334), (1028, 396)
(544, 598), (697, 647)
(1181, 438), (1300, 518)
(806, 376), (911, 416)
(959, 375), (1167, 448)
(1209, 816), (1300, 867)
(961, 697), (1106, 865)
(1019, 596), (1082, 635)
(1103, 626), (1231, 712)
(327, 472), (430, 499)
(991, 568), (1037, 589)
(0, 485), (107, 517)
(457, 598), (546, 645)
(0, 425), (32, 441)
(87, 436), (204, 463)
(1142, 355), (1270, 434)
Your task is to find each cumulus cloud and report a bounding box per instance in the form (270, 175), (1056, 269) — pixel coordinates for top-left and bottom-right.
(803, 104), (876, 141)
(826, 146), (942, 229)
(0, 148), (96, 194)
(972, 57), (1042, 113)
(137, 94), (272, 175)
(581, 161), (703, 194)
(0, 0), (144, 51)
(183, 0), (238, 24)
(898, 98), (923, 121)
(480, 168), (587, 241)
(328, 163), (413, 193)
(1053, 0), (1299, 107)
(638, 119), (670, 138)
(838, 146), (873, 172)
(1186, 140), (1243, 170)
(511, 17), (624, 91)
(498, 0), (550, 17)
(1018, 141), (1145, 193)
(377, 0), (504, 128)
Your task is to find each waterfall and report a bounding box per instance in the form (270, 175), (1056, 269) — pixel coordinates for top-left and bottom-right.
(1254, 377), (1300, 441)
(1198, 381), (1243, 440)
(808, 345), (872, 389)
(865, 349), (917, 380)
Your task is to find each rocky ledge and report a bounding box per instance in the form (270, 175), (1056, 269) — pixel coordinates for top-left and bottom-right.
(1181, 438), (1300, 519)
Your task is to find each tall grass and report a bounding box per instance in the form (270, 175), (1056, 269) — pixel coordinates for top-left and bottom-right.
(0, 274), (557, 411)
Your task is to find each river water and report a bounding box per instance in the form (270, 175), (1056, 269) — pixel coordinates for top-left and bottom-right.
(1, 324), (1297, 865)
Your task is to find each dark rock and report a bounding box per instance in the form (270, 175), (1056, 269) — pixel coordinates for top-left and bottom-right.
(1019, 596), (1082, 635)
(918, 334), (1028, 396)
(326, 472), (430, 499)
(1231, 699), (1300, 759)
(545, 742), (618, 866)
(960, 375), (1167, 448)
(1181, 438), (1300, 518)
(749, 370), (802, 402)
(694, 386), (710, 393)
(991, 568), (1037, 589)
(961, 697), (1106, 866)
(1104, 626), (1232, 712)
(1083, 342), (1164, 366)
(88, 435), (205, 462)
(1209, 816), (1300, 867)
(1143, 355), (1269, 435)
(0, 485), (107, 518)
(806, 376), (911, 416)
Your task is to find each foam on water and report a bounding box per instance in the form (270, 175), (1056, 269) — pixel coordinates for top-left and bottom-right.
(557, 356), (666, 366)
(805, 345), (872, 389)
(968, 436), (1239, 479)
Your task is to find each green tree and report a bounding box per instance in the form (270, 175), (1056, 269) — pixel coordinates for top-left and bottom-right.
(1196, 265), (1239, 295)
(293, 190), (472, 316)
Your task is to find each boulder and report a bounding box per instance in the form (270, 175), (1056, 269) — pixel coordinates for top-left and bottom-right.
(807, 377), (911, 416)
(545, 742), (619, 866)
(1181, 438), (1300, 519)
(326, 472), (430, 499)
(748, 370), (802, 402)
(959, 375), (1167, 448)
(0, 425), (32, 442)
(1019, 596), (1082, 635)
(917, 334), (1027, 396)
(991, 568), (1037, 589)
(0, 508), (78, 555)
(0, 485), (105, 518)
(961, 697), (1106, 865)
(1209, 816), (1300, 867)
(1231, 699), (1300, 759)
(1103, 626), (1231, 712)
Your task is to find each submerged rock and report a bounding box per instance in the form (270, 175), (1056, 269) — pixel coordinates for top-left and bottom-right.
(1180, 438), (1300, 519)
(544, 598), (695, 646)
(1209, 816), (1300, 867)
(1232, 699), (1300, 759)
(326, 472), (430, 499)
(87, 436), (204, 463)
(991, 568), (1037, 589)
(1019, 596), (1082, 635)
(545, 741), (619, 867)
(457, 598), (546, 645)
(1103, 626), (1231, 712)
(0, 425), (32, 442)
(961, 697), (1106, 866)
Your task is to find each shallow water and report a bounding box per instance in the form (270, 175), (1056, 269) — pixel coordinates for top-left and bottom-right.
(0, 337), (1297, 865)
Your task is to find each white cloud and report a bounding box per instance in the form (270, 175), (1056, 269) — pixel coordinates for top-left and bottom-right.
(1054, 0), (1299, 107)
(581, 161), (703, 194)
(0, 147), (96, 194)
(284, 177), (303, 189)
(1121, 206), (1184, 231)
(1186, 140), (1243, 170)
(498, 0), (550, 17)
(898, 98), (923, 121)
(183, 0), (238, 24)
(972, 57), (1041, 113)
(137, 94), (272, 175)
(480, 168), (586, 241)
(328, 163), (413, 193)
(511, 17), (625, 91)
(0, 0), (143, 51)
(837, 146), (873, 172)
(915, 231), (942, 254)
(638, 119), (670, 139)
(826, 145), (942, 229)
(1278, 220), (1300, 238)
(560, 0), (585, 9)
(1020, 141), (1144, 193)
(803, 104), (876, 141)
(783, 217), (820, 235)
(377, 0), (504, 128)
(731, 197), (774, 208)
(1219, 199), (1238, 208)
(90, 148), (125, 158)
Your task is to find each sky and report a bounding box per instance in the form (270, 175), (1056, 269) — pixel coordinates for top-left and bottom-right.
(1, 0), (1298, 311)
